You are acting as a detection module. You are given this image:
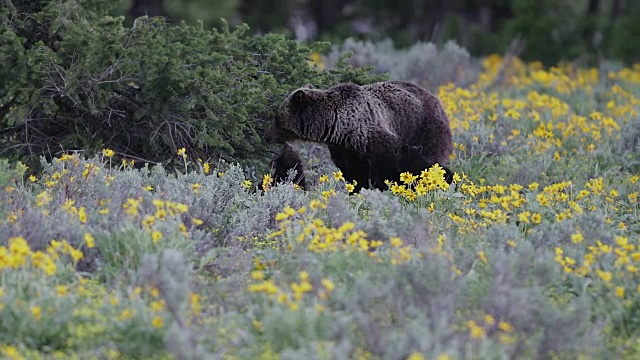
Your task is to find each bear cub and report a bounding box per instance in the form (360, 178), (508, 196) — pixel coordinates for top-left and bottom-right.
(267, 143), (307, 190)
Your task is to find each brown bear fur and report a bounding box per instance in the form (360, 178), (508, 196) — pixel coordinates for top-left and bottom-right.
(267, 143), (307, 190)
(266, 81), (452, 191)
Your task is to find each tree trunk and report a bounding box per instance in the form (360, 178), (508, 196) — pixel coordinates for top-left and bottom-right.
(129, 0), (167, 19)
(310, 0), (342, 35)
(428, 0), (449, 42)
(404, 0), (425, 42)
(611, 0), (621, 21)
(587, 0), (599, 15)
(473, 0), (492, 32)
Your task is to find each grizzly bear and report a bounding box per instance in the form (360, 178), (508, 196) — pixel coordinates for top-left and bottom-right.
(266, 81), (452, 192)
(265, 143), (307, 190)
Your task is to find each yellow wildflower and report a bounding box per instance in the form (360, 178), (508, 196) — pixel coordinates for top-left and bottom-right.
(151, 231), (162, 244)
(407, 353), (425, 360)
(150, 300), (165, 312)
(251, 270), (265, 280)
(531, 213), (542, 224)
(31, 306), (42, 320)
(498, 321), (513, 332)
(390, 237), (403, 247)
(84, 233), (95, 248)
(478, 251), (488, 263)
(190, 293), (202, 315)
(467, 320), (485, 339)
(102, 148), (116, 157)
(152, 316), (164, 328)
(119, 309), (134, 321)
(77, 207), (87, 224)
(571, 232), (584, 244)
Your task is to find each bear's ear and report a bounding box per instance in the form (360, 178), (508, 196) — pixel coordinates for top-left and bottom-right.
(302, 84), (315, 89)
(291, 89), (307, 105)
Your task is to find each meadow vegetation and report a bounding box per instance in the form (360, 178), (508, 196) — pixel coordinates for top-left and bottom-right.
(1, 44), (640, 360)
(0, 3), (640, 352)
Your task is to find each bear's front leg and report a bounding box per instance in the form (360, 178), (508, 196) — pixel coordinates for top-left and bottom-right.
(368, 152), (401, 191)
(327, 145), (371, 193)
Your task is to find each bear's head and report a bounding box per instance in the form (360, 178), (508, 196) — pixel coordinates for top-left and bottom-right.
(396, 144), (425, 174)
(266, 83), (361, 144)
(265, 88), (309, 143)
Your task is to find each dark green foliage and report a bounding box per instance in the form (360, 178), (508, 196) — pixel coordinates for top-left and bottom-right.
(0, 0), (384, 170)
(610, 4), (640, 63)
(501, 0), (586, 65)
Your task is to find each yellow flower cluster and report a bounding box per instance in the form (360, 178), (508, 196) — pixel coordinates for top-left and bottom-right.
(261, 174), (273, 192)
(139, 199), (192, 242)
(467, 315), (515, 344)
(269, 201), (424, 266)
(437, 56), (638, 165)
(432, 171), (638, 240)
(1, 345), (26, 360)
(386, 164), (456, 202)
(102, 148), (116, 158)
(270, 204), (381, 254)
(314, 171), (357, 196)
(555, 235), (640, 298)
(248, 270), (335, 312)
(0, 237), (84, 276)
(47, 239), (84, 264)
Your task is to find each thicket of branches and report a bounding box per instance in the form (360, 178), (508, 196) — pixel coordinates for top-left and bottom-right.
(0, 0), (383, 170)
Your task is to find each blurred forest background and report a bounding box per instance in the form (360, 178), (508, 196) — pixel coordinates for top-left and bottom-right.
(123, 0), (640, 65)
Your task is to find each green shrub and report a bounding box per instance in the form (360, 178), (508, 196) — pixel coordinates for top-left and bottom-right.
(610, 6), (640, 64)
(0, 0), (384, 171)
(501, 0), (586, 65)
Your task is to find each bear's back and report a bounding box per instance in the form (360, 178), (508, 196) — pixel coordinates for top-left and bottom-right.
(359, 81), (450, 155)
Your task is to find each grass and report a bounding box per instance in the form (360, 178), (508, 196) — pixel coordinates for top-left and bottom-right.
(0, 56), (639, 359)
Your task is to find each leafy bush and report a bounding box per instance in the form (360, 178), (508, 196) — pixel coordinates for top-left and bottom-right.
(501, 0), (587, 65)
(0, 0), (384, 171)
(610, 4), (640, 65)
